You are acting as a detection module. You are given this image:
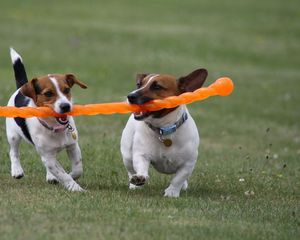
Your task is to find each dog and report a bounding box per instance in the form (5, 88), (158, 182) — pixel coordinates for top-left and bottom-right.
(120, 68), (207, 197)
(6, 48), (87, 191)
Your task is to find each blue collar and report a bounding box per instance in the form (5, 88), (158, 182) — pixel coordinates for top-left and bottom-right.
(145, 111), (188, 136)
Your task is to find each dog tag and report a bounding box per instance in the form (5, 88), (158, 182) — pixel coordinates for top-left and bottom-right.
(159, 136), (172, 147)
(67, 124), (77, 140)
(163, 139), (172, 147)
(71, 132), (77, 140)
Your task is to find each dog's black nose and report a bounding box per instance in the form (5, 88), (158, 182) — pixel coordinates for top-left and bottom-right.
(128, 92), (153, 105)
(127, 92), (139, 104)
(59, 103), (71, 113)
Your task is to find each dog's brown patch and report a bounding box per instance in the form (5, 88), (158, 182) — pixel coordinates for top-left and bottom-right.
(20, 74), (87, 109)
(130, 69), (208, 119)
(138, 74), (180, 99)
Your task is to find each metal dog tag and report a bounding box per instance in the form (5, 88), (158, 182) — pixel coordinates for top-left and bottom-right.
(159, 136), (172, 147)
(71, 132), (77, 140)
(163, 139), (172, 147)
(67, 124), (77, 140)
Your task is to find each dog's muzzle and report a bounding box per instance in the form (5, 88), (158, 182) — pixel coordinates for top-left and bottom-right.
(127, 92), (153, 120)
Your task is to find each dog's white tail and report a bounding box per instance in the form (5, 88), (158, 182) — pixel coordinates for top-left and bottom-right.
(10, 47), (28, 89)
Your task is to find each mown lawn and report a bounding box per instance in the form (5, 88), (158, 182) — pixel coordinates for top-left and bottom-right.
(0, 0), (299, 239)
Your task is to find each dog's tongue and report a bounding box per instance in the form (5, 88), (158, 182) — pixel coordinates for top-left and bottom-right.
(56, 116), (68, 124)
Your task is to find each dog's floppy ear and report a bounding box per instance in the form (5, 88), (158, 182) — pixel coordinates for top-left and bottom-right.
(20, 78), (40, 101)
(65, 73), (87, 89)
(178, 68), (208, 93)
(136, 73), (148, 88)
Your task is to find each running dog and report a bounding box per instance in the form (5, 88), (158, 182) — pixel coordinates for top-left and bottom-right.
(6, 48), (87, 191)
(121, 68), (207, 197)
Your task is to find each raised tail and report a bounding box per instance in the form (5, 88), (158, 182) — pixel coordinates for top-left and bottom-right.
(10, 47), (28, 89)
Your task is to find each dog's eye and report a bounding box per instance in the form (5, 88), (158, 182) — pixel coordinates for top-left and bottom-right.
(63, 88), (70, 94)
(150, 81), (164, 91)
(44, 91), (54, 97)
(136, 80), (142, 89)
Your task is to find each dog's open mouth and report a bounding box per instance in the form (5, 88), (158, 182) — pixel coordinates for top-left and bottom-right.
(56, 116), (69, 125)
(133, 111), (151, 120)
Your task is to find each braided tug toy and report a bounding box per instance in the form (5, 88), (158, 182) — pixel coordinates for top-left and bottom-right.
(0, 77), (234, 118)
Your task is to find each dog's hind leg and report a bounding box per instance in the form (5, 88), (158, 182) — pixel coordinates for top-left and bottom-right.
(7, 133), (24, 179)
(164, 164), (194, 197)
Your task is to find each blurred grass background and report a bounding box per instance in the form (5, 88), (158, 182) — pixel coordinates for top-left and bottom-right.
(0, 0), (299, 239)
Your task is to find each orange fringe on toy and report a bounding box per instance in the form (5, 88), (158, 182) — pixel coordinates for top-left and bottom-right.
(0, 77), (234, 118)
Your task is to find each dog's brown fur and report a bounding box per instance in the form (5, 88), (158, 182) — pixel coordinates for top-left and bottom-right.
(21, 74), (87, 109)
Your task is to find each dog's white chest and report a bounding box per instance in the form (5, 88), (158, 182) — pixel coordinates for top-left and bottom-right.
(27, 118), (78, 153)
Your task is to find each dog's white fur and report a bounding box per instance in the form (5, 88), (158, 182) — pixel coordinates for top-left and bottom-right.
(121, 69), (208, 197)
(121, 105), (200, 197)
(6, 49), (84, 192)
(6, 87), (84, 191)
(10, 47), (23, 62)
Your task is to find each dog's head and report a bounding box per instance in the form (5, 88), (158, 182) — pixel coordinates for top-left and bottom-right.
(20, 73), (87, 114)
(127, 68), (208, 120)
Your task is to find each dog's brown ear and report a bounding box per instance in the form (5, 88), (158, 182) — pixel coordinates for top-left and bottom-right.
(178, 68), (208, 93)
(136, 73), (148, 88)
(66, 73), (87, 89)
(20, 78), (39, 101)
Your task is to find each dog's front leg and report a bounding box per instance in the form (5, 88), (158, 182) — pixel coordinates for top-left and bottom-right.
(46, 167), (59, 184)
(164, 164), (194, 198)
(130, 153), (150, 186)
(66, 143), (83, 180)
(41, 153), (84, 192)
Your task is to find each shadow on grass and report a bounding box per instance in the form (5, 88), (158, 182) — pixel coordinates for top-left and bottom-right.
(83, 179), (237, 200)
(1, 170), (246, 201)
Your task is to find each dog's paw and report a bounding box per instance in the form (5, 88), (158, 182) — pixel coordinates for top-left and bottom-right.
(130, 175), (148, 186)
(182, 180), (188, 190)
(11, 165), (24, 179)
(46, 172), (59, 184)
(129, 183), (143, 190)
(164, 185), (180, 198)
(66, 181), (86, 192)
(47, 178), (59, 184)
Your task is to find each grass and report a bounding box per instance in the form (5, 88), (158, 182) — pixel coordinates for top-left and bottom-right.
(0, 0), (299, 239)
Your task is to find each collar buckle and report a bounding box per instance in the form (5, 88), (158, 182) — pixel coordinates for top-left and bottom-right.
(159, 125), (177, 135)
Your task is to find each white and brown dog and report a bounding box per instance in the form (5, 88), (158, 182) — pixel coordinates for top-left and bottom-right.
(121, 68), (207, 197)
(6, 48), (87, 191)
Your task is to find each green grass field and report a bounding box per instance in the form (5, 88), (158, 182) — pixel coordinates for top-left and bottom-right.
(0, 0), (299, 239)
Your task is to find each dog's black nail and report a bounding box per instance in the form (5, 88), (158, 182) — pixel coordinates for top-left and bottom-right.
(47, 179), (59, 184)
(13, 174), (24, 179)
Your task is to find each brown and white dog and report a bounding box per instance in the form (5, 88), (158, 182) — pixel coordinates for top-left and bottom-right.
(6, 48), (87, 191)
(121, 68), (207, 197)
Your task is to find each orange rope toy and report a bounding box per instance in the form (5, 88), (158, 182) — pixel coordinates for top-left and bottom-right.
(0, 77), (234, 118)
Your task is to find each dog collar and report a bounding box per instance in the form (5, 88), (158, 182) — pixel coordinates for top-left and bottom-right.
(38, 118), (69, 133)
(145, 111), (188, 136)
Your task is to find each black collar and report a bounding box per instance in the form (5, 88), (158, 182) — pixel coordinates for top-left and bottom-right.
(145, 111), (188, 136)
